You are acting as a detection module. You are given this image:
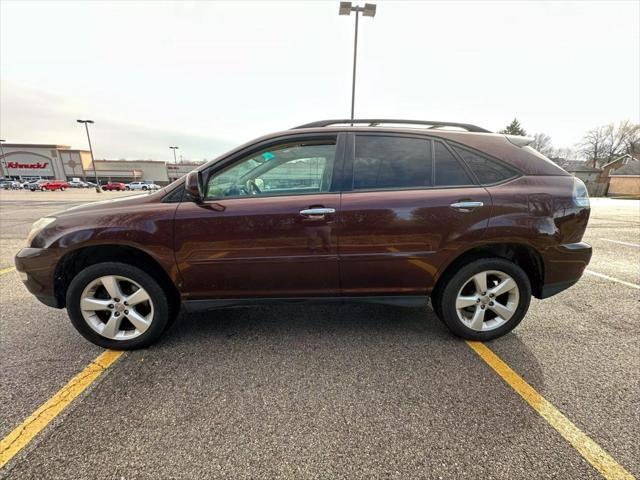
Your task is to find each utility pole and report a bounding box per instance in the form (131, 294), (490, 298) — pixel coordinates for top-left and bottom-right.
(76, 120), (102, 192)
(339, 2), (376, 122)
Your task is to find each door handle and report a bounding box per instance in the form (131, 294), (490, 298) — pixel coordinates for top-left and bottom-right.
(299, 208), (336, 217)
(450, 201), (483, 211)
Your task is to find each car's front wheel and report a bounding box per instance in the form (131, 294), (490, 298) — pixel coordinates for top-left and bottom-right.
(66, 262), (171, 349)
(434, 258), (531, 341)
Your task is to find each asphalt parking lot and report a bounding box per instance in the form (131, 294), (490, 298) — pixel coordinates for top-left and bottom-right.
(0, 189), (638, 479)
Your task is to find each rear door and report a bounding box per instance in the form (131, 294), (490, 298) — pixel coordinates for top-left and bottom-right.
(174, 134), (345, 300)
(338, 133), (492, 295)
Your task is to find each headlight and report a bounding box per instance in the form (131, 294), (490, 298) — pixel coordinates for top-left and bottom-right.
(26, 217), (56, 246)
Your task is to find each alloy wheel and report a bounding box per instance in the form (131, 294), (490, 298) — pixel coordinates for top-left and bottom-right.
(455, 270), (520, 332)
(80, 275), (154, 340)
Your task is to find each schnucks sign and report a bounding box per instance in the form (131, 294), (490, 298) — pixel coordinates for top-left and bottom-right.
(4, 156), (55, 176)
(7, 162), (49, 169)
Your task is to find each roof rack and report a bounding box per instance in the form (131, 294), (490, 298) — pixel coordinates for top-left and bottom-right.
(293, 119), (492, 133)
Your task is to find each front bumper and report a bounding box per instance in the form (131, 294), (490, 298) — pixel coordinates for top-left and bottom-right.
(539, 241), (592, 299)
(15, 247), (62, 308)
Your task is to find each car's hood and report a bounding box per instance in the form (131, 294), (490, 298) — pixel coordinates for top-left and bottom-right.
(53, 190), (164, 217)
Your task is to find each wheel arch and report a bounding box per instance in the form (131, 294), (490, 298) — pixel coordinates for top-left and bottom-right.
(54, 244), (180, 312)
(432, 243), (545, 301)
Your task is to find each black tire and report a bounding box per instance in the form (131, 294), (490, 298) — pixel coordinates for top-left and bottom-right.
(142, 186), (147, 190)
(66, 262), (171, 349)
(434, 258), (531, 341)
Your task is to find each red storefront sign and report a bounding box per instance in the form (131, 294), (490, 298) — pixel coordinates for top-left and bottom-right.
(7, 162), (49, 169)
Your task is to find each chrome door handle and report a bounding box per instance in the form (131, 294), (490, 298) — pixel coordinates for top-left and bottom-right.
(450, 201), (483, 211)
(299, 208), (336, 216)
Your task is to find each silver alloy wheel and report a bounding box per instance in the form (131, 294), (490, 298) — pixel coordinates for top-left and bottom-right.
(455, 270), (520, 332)
(80, 275), (154, 340)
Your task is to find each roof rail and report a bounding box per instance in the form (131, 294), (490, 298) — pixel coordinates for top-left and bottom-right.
(293, 119), (492, 133)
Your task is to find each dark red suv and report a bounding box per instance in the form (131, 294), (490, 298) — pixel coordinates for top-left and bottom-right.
(15, 119), (592, 349)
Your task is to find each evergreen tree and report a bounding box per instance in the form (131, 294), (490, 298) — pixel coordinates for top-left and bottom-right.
(499, 118), (527, 136)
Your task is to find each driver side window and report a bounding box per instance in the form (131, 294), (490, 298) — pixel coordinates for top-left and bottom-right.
(205, 139), (337, 199)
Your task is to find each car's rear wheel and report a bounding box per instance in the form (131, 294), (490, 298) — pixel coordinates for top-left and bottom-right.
(434, 258), (531, 341)
(66, 262), (171, 349)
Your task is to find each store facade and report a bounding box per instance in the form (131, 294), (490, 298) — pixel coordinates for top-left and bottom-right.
(0, 143), (199, 185)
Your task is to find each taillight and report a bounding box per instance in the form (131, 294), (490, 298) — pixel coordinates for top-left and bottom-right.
(573, 178), (590, 208)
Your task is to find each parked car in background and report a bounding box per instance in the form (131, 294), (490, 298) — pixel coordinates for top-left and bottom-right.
(101, 182), (127, 191)
(15, 118), (592, 350)
(21, 178), (40, 189)
(126, 181), (161, 191)
(0, 180), (21, 189)
(28, 180), (52, 191)
(41, 180), (70, 191)
(68, 180), (89, 188)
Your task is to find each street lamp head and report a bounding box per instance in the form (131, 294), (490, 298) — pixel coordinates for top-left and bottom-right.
(363, 3), (376, 17)
(170, 146), (179, 150)
(76, 119), (94, 124)
(339, 2), (352, 15)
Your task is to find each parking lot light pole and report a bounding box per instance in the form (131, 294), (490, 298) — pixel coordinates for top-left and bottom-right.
(170, 146), (179, 164)
(77, 120), (101, 192)
(0, 139), (7, 178)
(339, 2), (376, 122)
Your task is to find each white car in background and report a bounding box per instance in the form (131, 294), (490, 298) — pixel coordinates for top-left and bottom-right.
(126, 181), (161, 191)
(68, 180), (89, 188)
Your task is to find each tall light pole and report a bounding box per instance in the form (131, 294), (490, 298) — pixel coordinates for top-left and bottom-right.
(339, 2), (376, 122)
(0, 139), (7, 178)
(76, 120), (101, 192)
(169, 146), (179, 164)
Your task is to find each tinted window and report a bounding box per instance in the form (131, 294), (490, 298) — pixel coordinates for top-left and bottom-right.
(434, 141), (473, 186)
(452, 146), (519, 184)
(205, 140), (336, 199)
(353, 136), (432, 190)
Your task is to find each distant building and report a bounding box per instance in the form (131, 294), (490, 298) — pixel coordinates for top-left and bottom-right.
(607, 156), (640, 197)
(561, 161), (602, 184)
(0, 143), (201, 185)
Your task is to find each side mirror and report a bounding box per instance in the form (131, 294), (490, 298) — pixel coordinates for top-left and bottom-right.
(185, 170), (202, 201)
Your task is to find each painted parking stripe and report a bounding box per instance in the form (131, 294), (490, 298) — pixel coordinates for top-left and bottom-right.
(0, 267), (16, 276)
(0, 350), (124, 469)
(466, 341), (634, 480)
(585, 270), (640, 290)
(601, 239), (640, 248)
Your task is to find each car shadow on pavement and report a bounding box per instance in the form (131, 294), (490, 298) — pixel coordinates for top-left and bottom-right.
(156, 302), (545, 394)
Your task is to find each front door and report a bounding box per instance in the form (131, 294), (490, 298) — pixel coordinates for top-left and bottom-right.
(338, 133), (492, 295)
(174, 135), (343, 300)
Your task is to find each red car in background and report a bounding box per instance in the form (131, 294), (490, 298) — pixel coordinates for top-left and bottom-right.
(30, 180), (69, 191)
(101, 182), (127, 191)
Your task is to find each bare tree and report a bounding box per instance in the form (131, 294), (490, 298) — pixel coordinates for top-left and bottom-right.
(578, 121), (640, 166)
(531, 133), (554, 156)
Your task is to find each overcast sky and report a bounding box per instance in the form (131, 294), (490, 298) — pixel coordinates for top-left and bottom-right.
(1, 0), (638, 161)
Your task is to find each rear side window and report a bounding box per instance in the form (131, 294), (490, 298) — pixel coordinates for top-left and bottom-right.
(433, 141), (473, 186)
(353, 136), (432, 190)
(452, 146), (519, 184)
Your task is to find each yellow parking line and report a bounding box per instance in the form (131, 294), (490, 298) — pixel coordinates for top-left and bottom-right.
(466, 341), (634, 480)
(0, 350), (124, 469)
(0, 266), (16, 276)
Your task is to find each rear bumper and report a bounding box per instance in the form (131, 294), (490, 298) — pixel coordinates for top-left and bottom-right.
(539, 242), (592, 299)
(15, 247), (62, 308)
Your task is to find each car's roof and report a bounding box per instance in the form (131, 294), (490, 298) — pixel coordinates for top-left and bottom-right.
(195, 122), (567, 177)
